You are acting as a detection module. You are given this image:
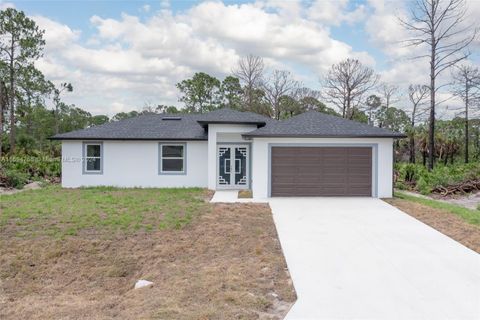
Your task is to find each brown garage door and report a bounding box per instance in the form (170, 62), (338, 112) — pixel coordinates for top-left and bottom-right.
(271, 147), (372, 197)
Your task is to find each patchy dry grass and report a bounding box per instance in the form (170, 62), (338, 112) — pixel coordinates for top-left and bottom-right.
(394, 191), (480, 226)
(385, 197), (480, 253)
(0, 188), (295, 319)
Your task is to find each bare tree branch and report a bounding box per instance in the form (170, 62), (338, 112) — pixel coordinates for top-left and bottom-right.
(400, 0), (478, 170)
(263, 70), (299, 120)
(321, 58), (379, 119)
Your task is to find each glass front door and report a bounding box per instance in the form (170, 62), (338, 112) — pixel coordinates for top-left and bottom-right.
(218, 145), (249, 188)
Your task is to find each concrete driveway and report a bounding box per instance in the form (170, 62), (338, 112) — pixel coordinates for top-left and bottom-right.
(269, 197), (480, 320)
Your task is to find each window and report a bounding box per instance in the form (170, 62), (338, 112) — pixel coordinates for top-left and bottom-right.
(160, 143), (186, 174)
(83, 142), (102, 174)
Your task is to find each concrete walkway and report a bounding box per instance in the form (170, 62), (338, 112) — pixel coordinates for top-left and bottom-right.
(269, 197), (480, 320)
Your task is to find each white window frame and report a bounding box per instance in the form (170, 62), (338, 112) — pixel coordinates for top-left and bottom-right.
(83, 142), (103, 174)
(159, 143), (186, 175)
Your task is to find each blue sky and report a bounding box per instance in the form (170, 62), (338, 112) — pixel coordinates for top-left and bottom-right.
(3, 0), (479, 116)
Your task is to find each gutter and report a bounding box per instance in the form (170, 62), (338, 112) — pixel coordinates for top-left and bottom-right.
(241, 134), (408, 139)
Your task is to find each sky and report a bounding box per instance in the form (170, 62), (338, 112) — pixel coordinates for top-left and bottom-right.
(1, 0), (479, 117)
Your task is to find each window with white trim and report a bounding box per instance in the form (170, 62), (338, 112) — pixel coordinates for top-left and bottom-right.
(160, 143), (185, 174)
(84, 143), (102, 173)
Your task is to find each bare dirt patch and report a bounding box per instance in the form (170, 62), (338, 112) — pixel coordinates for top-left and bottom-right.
(0, 203), (295, 319)
(385, 198), (480, 253)
(430, 191), (480, 210)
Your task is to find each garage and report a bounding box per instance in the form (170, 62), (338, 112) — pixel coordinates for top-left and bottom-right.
(271, 146), (372, 197)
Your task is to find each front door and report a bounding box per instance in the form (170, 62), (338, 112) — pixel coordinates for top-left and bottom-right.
(217, 145), (249, 189)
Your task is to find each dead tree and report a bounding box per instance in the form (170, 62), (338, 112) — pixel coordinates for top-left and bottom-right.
(408, 84), (430, 163)
(322, 58), (379, 119)
(451, 64), (480, 163)
(263, 70), (299, 120)
(232, 54), (264, 112)
(380, 83), (400, 108)
(400, 0), (478, 170)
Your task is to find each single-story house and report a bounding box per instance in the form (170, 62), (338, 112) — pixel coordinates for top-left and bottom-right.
(52, 108), (405, 198)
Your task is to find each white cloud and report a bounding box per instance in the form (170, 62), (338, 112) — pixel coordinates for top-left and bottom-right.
(32, 1), (376, 115)
(0, 1), (14, 10)
(28, 0), (478, 118)
(308, 0), (366, 26)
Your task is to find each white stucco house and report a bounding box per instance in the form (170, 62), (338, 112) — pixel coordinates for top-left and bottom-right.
(52, 108), (405, 198)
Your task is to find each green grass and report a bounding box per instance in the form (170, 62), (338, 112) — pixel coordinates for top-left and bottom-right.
(0, 186), (210, 238)
(395, 191), (480, 226)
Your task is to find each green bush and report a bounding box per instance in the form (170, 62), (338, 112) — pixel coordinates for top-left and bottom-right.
(395, 162), (480, 195)
(0, 154), (60, 189)
(3, 169), (29, 189)
(416, 177), (430, 195)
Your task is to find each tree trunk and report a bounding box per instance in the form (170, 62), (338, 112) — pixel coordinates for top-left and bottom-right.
(422, 150), (427, 166)
(8, 36), (16, 154)
(409, 119), (416, 163)
(465, 85), (469, 163)
(0, 82), (3, 156)
(54, 103), (59, 134)
(345, 90), (351, 119)
(409, 137), (416, 164)
(428, 1), (436, 171)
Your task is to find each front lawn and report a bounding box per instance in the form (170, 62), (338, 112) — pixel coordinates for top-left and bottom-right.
(0, 187), (295, 319)
(0, 186), (211, 237)
(386, 191), (480, 253)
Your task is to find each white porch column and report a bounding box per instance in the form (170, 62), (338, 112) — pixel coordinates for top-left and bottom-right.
(207, 126), (217, 190)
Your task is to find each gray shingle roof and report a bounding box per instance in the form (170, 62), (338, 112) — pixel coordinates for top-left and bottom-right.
(51, 113), (208, 140)
(51, 109), (405, 140)
(243, 111), (406, 138)
(196, 108), (272, 126)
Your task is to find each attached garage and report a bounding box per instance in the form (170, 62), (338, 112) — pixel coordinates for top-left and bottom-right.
(271, 146), (372, 197)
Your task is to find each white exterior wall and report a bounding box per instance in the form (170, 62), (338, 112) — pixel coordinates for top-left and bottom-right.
(61, 140), (208, 188)
(250, 137), (394, 199)
(207, 124), (257, 189)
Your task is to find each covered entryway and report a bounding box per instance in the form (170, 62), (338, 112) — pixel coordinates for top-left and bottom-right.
(271, 146), (372, 197)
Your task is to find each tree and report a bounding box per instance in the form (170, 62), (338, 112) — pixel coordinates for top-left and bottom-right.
(400, 0), (478, 170)
(451, 64), (480, 163)
(176, 72), (222, 113)
(221, 76), (243, 110)
(376, 106), (410, 132)
(90, 115), (109, 126)
(112, 111), (140, 121)
(0, 8), (45, 153)
(52, 83), (72, 134)
(322, 58), (379, 119)
(16, 65), (53, 142)
(365, 95), (382, 125)
(0, 80), (6, 155)
(232, 54), (264, 112)
(436, 119), (463, 164)
(380, 83), (400, 108)
(263, 70), (298, 119)
(156, 104), (180, 114)
(407, 84), (429, 163)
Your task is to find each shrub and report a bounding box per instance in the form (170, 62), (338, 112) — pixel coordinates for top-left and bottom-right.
(395, 162), (480, 195)
(416, 177), (430, 195)
(0, 154), (60, 189)
(3, 169), (29, 189)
